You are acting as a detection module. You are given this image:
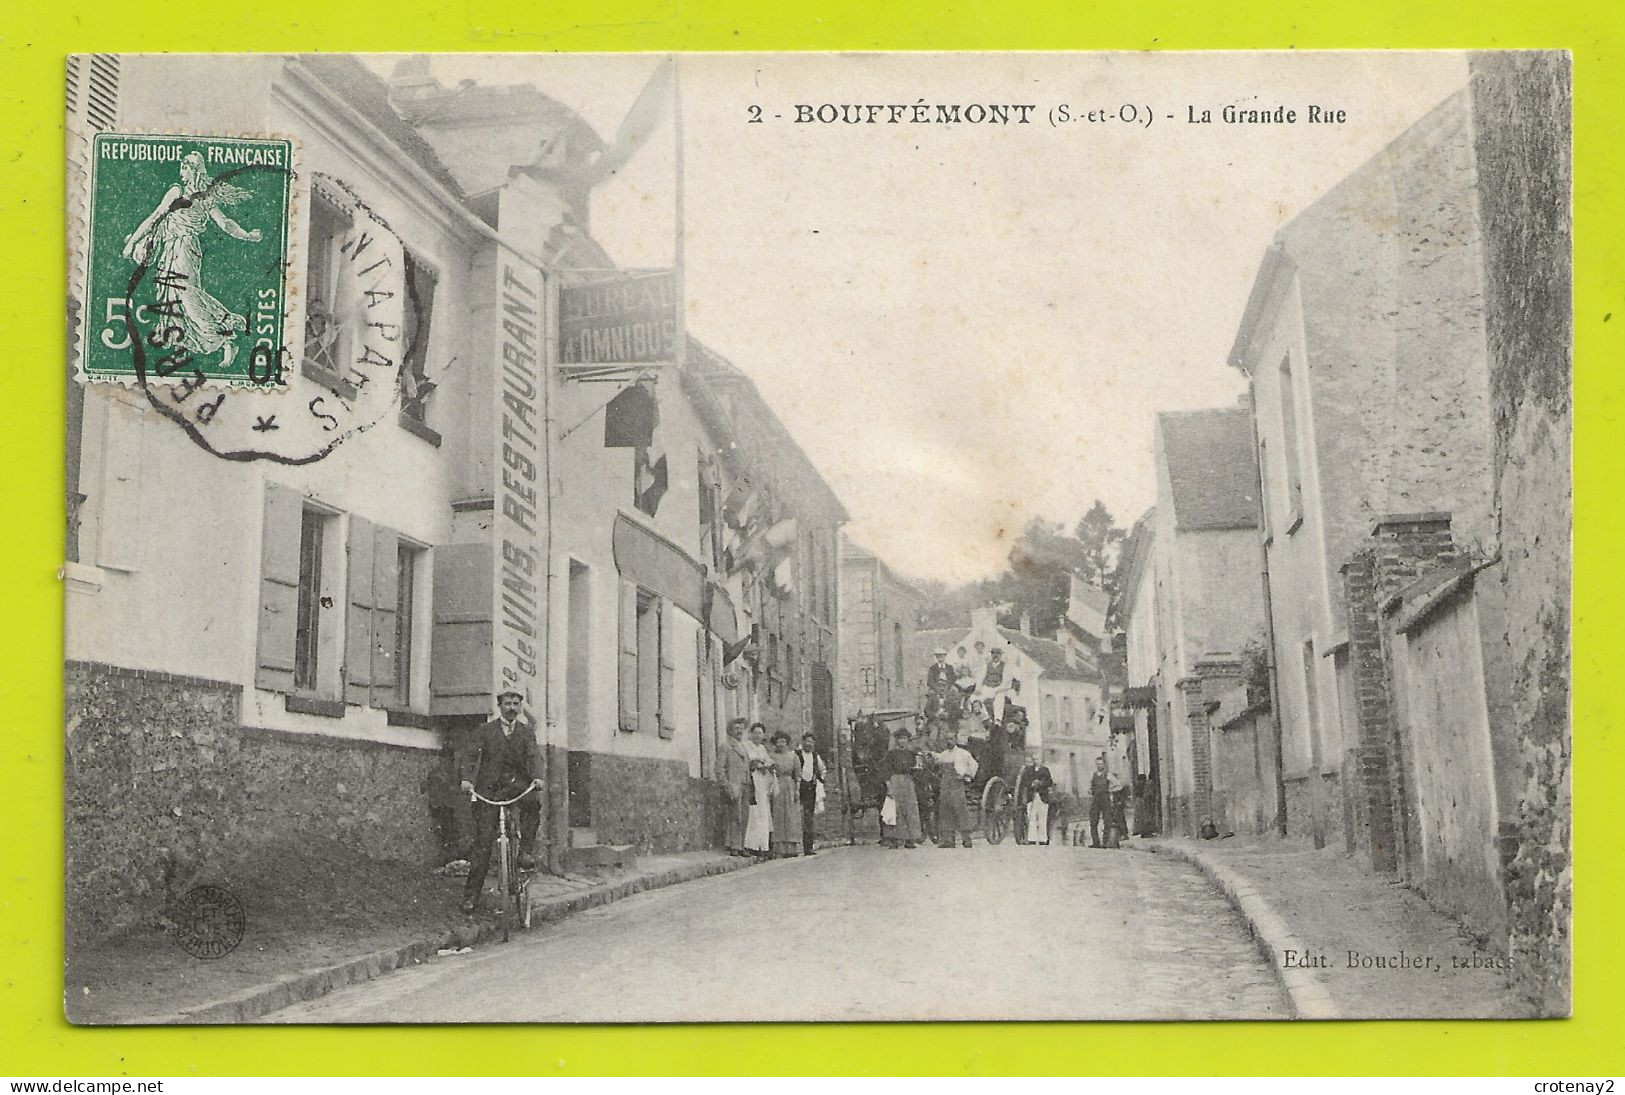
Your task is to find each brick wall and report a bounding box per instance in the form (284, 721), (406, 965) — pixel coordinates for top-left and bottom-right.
(1470, 50), (1572, 1016)
(1340, 549), (1400, 872)
(1176, 676), (1213, 833)
(66, 661), (445, 941)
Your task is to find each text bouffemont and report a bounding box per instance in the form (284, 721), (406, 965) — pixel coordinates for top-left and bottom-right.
(793, 102), (1038, 125)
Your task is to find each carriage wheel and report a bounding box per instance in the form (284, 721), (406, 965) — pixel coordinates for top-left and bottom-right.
(982, 777), (1009, 845)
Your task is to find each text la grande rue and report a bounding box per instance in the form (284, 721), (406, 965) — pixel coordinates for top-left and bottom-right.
(1187, 103), (1348, 125)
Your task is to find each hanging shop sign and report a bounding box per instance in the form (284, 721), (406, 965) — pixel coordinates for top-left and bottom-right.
(558, 270), (678, 366)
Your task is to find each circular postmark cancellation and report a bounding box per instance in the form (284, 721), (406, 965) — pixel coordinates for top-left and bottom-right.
(171, 884), (246, 960)
(76, 133), (426, 465)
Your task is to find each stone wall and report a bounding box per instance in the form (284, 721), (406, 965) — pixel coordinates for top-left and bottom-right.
(1212, 708), (1277, 836)
(1470, 50), (1573, 1016)
(571, 750), (723, 853)
(66, 660), (445, 941)
(1388, 581), (1507, 944)
(1282, 770), (1346, 851)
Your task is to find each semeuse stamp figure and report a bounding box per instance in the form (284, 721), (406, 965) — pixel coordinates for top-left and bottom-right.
(82, 134), (292, 386)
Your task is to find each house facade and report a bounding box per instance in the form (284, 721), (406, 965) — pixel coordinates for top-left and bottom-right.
(1226, 73), (1569, 988)
(1123, 407), (1268, 837)
(916, 608), (1107, 797)
(64, 54), (845, 939)
(837, 532), (923, 719)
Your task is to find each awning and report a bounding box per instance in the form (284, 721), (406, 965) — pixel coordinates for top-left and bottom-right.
(612, 513), (737, 642)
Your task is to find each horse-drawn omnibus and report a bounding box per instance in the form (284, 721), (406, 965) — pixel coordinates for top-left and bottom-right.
(843, 706), (1030, 844)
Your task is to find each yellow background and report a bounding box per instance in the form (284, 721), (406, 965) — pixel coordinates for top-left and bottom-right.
(2, 0), (1619, 1076)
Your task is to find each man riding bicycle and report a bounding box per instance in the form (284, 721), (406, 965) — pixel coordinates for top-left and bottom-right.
(459, 688), (544, 914)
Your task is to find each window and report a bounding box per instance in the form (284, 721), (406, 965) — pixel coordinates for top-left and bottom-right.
(697, 453), (721, 570)
(258, 486), (411, 709)
(304, 195), (353, 380)
(1257, 436), (1273, 538)
(820, 534), (834, 624)
(1062, 696), (1074, 734)
(394, 541), (425, 707)
(1278, 354), (1304, 520)
(400, 250), (439, 423)
(697, 630), (716, 778)
(637, 590), (660, 735)
(293, 507), (333, 692)
(1042, 693), (1058, 731)
(619, 582), (673, 737)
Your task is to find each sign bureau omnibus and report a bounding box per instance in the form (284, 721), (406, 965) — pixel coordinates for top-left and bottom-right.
(558, 270), (678, 365)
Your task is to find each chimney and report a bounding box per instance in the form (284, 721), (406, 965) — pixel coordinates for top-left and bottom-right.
(388, 55), (441, 107)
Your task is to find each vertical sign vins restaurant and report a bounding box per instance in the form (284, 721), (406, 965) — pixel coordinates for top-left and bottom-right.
(494, 256), (545, 728)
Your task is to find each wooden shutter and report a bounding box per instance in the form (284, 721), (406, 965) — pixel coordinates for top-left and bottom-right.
(658, 602), (676, 739)
(618, 579), (639, 732)
(430, 543), (493, 715)
(370, 526), (400, 708)
(344, 516), (375, 705)
(256, 483), (304, 692)
(696, 629), (714, 775)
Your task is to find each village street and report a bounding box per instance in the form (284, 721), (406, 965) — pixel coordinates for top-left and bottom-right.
(268, 844), (1286, 1023)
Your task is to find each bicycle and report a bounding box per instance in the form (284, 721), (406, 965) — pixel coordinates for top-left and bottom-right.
(468, 784), (538, 941)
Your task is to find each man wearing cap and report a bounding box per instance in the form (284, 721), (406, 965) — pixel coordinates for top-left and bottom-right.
(926, 648), (955, 694)
(459, 688), (544, 913)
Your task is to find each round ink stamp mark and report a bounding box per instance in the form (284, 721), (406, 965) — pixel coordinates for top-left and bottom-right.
(172, 884), (246, 960)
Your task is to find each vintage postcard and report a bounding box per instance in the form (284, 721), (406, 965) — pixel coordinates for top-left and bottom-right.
(62, 50), (1571, 1024)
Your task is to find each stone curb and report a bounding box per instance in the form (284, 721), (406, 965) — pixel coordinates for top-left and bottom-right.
(1145, 839), (1341, 1020)
(142, 853), (764, 1025)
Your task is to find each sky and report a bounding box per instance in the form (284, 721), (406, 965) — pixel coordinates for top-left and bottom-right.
(371, 52), (1469, 584)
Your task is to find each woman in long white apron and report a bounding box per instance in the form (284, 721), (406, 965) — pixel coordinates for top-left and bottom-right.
(744, 723), (775, 855)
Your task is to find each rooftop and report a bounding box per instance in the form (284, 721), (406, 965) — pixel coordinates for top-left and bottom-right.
(1158, 409), (1260, 532)
(297, 54), (465, 199)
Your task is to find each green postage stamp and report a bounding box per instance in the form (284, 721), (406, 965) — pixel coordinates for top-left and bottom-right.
(79, 132), (294, 386)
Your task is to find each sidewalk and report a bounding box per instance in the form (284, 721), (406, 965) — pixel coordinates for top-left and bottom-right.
(1148, 837), (1532, 1019)
(66, 839), (760, 1024)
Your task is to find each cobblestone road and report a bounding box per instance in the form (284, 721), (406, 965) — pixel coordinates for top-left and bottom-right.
(271, 844), (1287, 1022)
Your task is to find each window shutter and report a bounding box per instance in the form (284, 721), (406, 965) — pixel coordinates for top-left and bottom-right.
(430, 543), (493, 714)
(256, 483), (303, 692)
(618, 579), (639, 732)
(344, 516), (376, 706)
(658, 603), (676, 739)
(370, 525), (399, 708)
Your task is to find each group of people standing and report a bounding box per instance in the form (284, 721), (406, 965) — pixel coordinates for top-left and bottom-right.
(878, 723), (981, 849)
(721, 717), (829, 858)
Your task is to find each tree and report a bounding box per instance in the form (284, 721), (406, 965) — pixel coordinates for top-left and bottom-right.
(912, 501), (1129, 637)
(1074, 499), (1128, 631)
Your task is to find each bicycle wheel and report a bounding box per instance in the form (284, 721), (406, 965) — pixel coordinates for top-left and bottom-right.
(503, 812), (525, 935)
(495, 826), (512, 942)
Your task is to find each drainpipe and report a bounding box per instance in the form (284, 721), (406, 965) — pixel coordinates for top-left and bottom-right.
(1248, 378), (1290, 838)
